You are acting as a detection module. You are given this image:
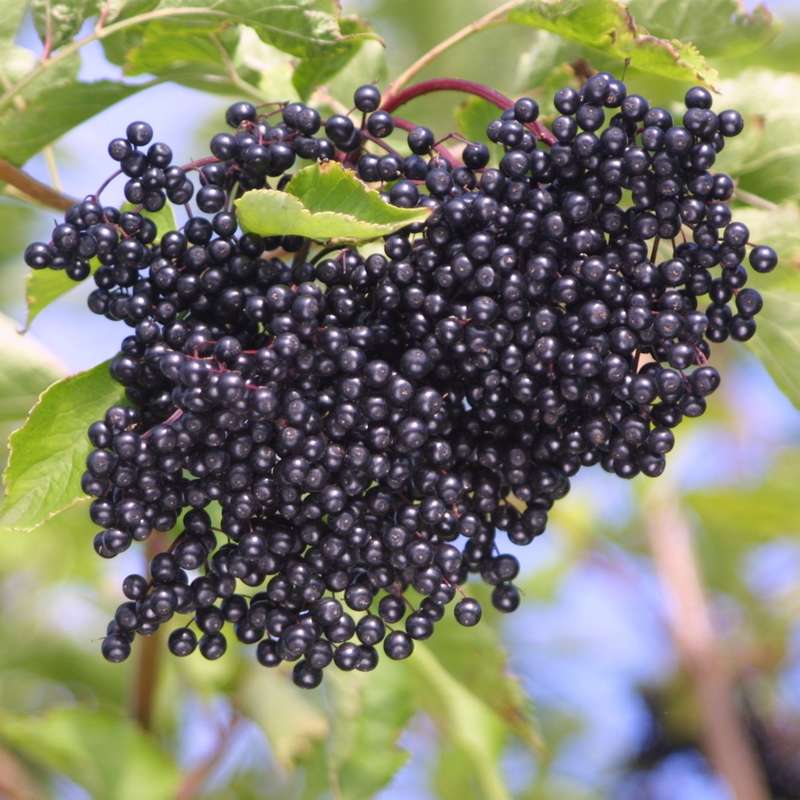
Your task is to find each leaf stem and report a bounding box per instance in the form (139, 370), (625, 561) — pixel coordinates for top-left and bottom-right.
(381, 78), (556, 145)
(0, 5), (337, 113)
(383, 0), (523, 101)
(0, 159), (75, 211)
(210, 33), (265, 101)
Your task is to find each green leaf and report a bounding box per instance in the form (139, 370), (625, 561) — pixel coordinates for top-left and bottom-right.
(730, 203), (800, 281)
(0, 79), (147, 165)
(687, 452), (800, 544)
(0, 706), (181, 800)
(23, 269), (83, 332)
(410, 645), (511, 800)
(0, 39), (147, 167)
(107, 16), (237, 93)
(102, 0), (375, 87)
(325, 31), (387, 111)
(423, 585), (542, 755)
(0, 313), (63, 423)
(238, 666), (329, 770)
(626, 0), (778, 61)
(236, 162), (430, 243)
(32, 0), (101, 51)
(0, 620), (127, 709)
(0, 499), (100, 581)
(508, 0), (718, 87)
(296, 664), (414, 800)
(720, 17), (800, 75)
(0, 360), (126, 532)
(24, 202), (176, 328)
(24, 265), (88, 332)
(715, 71), (800, 204)
(454, 96), (503, 165)
(0, 0), (28, 42)
(292, 16), (374, 101)
(726, 203), (800, 405)
(513, 30), (573, 94)
(747, 282), (800, 407)
(686, 453), (800, 597)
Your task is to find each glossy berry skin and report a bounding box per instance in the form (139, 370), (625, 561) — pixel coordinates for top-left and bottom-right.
(126, 121), (153, 146)
(749, 246), (778, 273)
(225, 102), (257, 127)
(354, 84), (381, 112)
(407, 126), (435, 155)
(168, 627), (197, 657)
(102, 635), (131, 662)
(492, 584), (520, 613)
(24, 242), (53, 269)
(366, 111), (393, 138)
(454, 597), (482, 626)
(384, 631), (414, 660)
(293, 660), (323, 688)
(21, 75), (776, 686)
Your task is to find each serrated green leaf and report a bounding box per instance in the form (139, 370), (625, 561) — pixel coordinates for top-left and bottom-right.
(32, 0), (101, 51)
(236, 162), (430, 242)
(292, 16), (374, 101)
(24, 202), (176, 328)
(0, 313), (63, 423)
(0, 360), (126, 532)
(508, 0), (718, 87)
(0, 707), (181, 800)
(627, 0), (778, 61)
(108, 16), (236, 94)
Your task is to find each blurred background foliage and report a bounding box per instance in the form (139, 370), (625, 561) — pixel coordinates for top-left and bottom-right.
(0, 0), (799, 798)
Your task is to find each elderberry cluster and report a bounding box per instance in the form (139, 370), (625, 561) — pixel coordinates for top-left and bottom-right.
(23, 73), (778, 688)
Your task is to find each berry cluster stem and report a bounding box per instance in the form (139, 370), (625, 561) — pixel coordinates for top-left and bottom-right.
(381, 78), (556, 145)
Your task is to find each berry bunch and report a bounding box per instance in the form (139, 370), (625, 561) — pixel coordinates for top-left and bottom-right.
(23, 73), (778, 688)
